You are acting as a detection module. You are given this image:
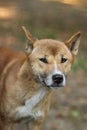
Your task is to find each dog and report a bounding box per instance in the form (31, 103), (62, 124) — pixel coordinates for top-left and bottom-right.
(0, 26), (81, 130)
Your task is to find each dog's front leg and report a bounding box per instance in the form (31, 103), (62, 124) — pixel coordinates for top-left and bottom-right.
(15, 88), (47, 120)
(15, 105), (44, 121)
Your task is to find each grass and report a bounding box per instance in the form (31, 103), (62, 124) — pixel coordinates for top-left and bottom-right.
(72, 55), (87, 72)
(68, 105), (87, 121)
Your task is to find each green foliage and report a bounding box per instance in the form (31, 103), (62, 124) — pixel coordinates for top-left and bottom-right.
(72, 56), (87, 71)
(68, 106), (87, 121)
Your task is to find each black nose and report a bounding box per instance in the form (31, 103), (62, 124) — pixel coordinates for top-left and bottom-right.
(52, 74), (63, 84)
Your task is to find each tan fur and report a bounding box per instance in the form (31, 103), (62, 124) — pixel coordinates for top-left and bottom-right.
(0, 27), (81, 130)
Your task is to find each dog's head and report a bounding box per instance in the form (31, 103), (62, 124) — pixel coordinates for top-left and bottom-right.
(22, 26), (81, 89)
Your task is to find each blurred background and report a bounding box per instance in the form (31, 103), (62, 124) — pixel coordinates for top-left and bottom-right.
(0, 0), (87, 130)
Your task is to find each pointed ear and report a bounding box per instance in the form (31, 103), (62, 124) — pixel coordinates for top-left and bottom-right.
(22, 26), (37, 54)
(65, 32), (81, 56)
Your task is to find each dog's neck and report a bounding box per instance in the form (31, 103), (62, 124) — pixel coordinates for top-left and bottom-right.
(17, 59), (52, 100)
(15, 86), (51, 120)
(15, 60), (52, 120)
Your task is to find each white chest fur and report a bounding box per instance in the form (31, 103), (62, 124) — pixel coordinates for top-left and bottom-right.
(15, 87), (49, 120)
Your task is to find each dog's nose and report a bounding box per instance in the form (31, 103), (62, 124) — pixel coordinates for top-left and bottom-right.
(52, 74), (63, 84)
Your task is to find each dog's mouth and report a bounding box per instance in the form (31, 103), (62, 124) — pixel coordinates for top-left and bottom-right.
(42, 80), (65, 89)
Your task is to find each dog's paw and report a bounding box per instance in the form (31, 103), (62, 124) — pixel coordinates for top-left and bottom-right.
(15, 106), (28, 120)
(15, 106), (44, 121)
(32, 110), (44, 120)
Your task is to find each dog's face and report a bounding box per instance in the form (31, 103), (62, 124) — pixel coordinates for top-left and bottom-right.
(22, 27), (81, 89)
(29, 40), (72, 88)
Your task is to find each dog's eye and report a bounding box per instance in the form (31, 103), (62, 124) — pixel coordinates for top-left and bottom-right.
(39, 58), (48, 64)
(61, 57), (67, 63)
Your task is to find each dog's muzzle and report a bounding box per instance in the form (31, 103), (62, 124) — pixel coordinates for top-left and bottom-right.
(40, 73), (66, 89)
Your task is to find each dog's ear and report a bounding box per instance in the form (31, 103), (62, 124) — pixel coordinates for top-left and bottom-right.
(22, 26), (37, 54)
(65, 32), (81, 55)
